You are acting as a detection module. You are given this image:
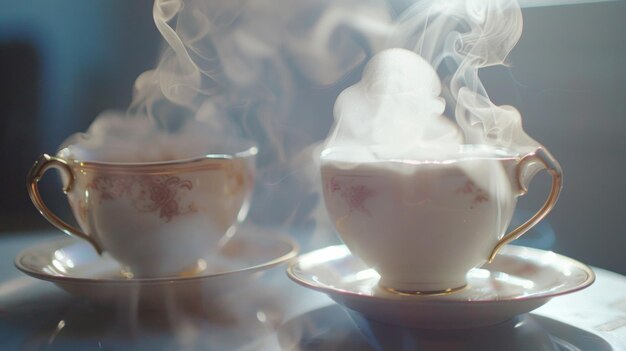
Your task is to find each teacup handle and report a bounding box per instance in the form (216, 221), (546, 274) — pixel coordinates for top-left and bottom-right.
(27, 154), (103, 254)
(488, 148), (563, 262)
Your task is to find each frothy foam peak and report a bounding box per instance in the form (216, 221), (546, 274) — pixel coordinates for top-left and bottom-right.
(58, 112), (250, 163)
(326, 48), (463, 161)
(322, 143), (516, 163)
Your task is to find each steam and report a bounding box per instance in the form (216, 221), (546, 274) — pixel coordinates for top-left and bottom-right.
(56, 0), (544, 234)
(326, 48), (463, 161)
(57, 0), (400, 239)
(325, 0), (540, 161)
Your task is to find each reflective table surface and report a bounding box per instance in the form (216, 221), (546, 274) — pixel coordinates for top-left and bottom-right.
(1, 230), (625, 350)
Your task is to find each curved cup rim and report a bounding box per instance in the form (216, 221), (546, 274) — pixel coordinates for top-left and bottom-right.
(56, 144), (258, 168)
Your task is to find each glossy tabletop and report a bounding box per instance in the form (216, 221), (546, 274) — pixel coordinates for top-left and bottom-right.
(0, 230), (625, 350)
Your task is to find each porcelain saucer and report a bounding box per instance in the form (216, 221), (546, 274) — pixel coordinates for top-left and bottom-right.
(287, 245), (594, 329)
(16, 232), (297, 303)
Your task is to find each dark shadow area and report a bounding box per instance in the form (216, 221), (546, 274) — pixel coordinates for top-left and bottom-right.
(0, 1), (161, 234)
(277, 304), (614, 351)
(481, 2), (626, 275)
(0, 41), (48, 231)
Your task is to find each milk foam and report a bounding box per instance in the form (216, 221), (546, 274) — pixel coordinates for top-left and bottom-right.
(59, 112), (250, 163)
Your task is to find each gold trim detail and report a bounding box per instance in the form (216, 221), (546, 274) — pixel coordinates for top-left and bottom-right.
(76, 160), (230, 175)
(16, 234), (298, 284)
(68, 147), (257, 175)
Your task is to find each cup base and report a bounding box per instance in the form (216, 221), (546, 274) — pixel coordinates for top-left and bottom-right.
(379, 283), (468, 296)
(120, 259), (207, 279)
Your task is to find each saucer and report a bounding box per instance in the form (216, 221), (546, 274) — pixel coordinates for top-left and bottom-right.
(16, 232), (298, 303)
(287, 245), (594, 329)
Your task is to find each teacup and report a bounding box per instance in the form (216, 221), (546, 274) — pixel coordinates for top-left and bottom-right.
(28, 146), (257, 278)
(320, 145), (562, 294)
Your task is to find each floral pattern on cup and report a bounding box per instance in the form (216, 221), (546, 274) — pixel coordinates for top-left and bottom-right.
(455, 180), (489, 209)
(88, 175), (197, 222)
(329, 176), (376, 217)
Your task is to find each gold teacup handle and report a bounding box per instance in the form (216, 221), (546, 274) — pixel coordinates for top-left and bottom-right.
(27, 154), (103, 254)
(488, 148), (563, 262)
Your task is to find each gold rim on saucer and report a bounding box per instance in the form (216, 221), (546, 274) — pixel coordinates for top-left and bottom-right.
(16, 233), (298, 285)
(287, 244), (595, 328)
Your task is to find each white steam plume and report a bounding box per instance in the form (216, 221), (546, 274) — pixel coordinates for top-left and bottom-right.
(325, 0), (541, 160)
(59, 0), (396, 233)
(60, 0), (550, 238)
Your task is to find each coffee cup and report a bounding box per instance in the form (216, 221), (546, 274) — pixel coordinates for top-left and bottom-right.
(320, 145), (561, 294)
(27, 146), (257, 278)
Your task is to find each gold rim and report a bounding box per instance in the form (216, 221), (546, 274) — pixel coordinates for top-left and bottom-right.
(287, 245), (595, 305)
(56, 145), (258, 174)
(76, 159), (232, 174)
(16, 234), (298, 285)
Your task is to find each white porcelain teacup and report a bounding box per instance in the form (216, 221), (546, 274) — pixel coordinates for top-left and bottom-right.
(28, 145), (257, 278)
(321, 145), (562, 294)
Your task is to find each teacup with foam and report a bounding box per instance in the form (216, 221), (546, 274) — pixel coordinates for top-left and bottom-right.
(321, 48), (562, 294)
(28, 117), (257, 278)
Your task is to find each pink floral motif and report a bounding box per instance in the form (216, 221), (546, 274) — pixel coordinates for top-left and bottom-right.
(91, 176), (132, 200)
(456, 180), (489, 208)
(330, 176), (375, 216)
(88, 175), (196, 222)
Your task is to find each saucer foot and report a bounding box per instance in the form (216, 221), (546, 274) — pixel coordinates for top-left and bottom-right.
(380, 284), (468, 296)
(121, 260), (207, 279)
